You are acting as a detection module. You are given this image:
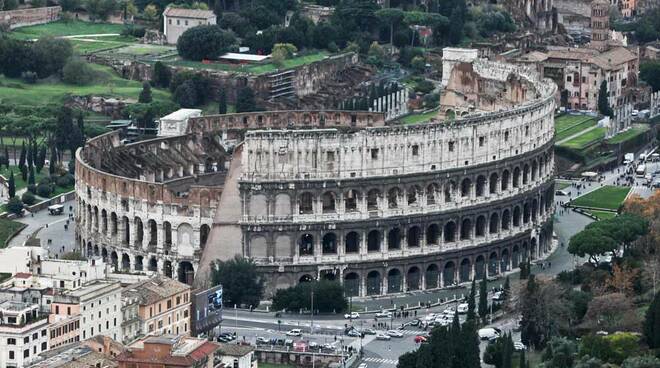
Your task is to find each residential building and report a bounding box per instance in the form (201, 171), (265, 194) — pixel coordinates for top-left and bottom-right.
(47, 313), (80, 350)
(215, 343), (256, 368)
(82, 335), (126, 358)
(162, 7), (216, 45)
(53, 280), (122, 342)
(0, 247), (47, 275)
(116, 335), (219, 368)
(28, 342), (118, 368)
(0, 301), (49, 368)
(121, 276), (191, 340)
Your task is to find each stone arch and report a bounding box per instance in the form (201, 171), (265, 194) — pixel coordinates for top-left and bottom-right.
(443, 261), (455, 286)
(274, 193), (292, 217)
(321, 191), (336, 213)
(177, 223), (194, 257)
(426, 224), (440, 245)
(532, 198), (539, 221)
(531, 160), (538, 181)
(299, 234), (314, 256)
(407, 226), (421, 248)
(407, 266), (421, 291)
(134, 217), (143, 246)
(523, 164), (530, 185)
(200, 224), (210, 249)
(476, 175), (486, 197)
(367, 230), (381, 252)
(122, 216), (130, 244)
(512, 245), (520, 268)
(148, 257), (158, 272)
(344, 272), (360, 297)
(425, 264), (439, 289)
(489, 212), (500, 234)
(134, 255), (144, 271)
(121, 253), (130, 271)
(523, 202), (531, 224)
(513, 167), (521, 188)
(488, 252), (499, 276)
(513, 206), (521, 227)
(86, 242), (92, 256)
(501, 170), (510, 191)
(460, 218), (472, 240)
(387, 268), (402, 293)
(102, 248), (108, 262)
(461, 177), (472, 197)
(367, 189), (381, 210)
(426, 183), (438, 205)
(344, 190), (360, 212)
(299, 192), (314, 214)
(345, 232), (360, 253)
(444, 221), (456, 242)
(475, 255), (485, 280)
(275, 235), (292, 259)
(299, 274), (314, 283)
(93, 244), (99, 256)
(489, 173), (499, 194)
(460, 258), (471, 283)
(522, 241), (529, 262)
(163, 221), (172, 249)
(501, 248), (510, 272)
(275, 275), (291, 290)
(388, 228), (401, 250)
(444, 181), (456, 202)
(148, 220), (157, 247)
(530, 237), (538, 260)
(366, 271), (381, 296)
(475, 216), (486, 237)
(110, 251), (118, 268)
(249, 194), (268, 218)
(387, 187), (401, 208)
(407, 185), (421, 205)
(250, 236), (268, 258)
(502, 209), (511, 230)
(164, 260), (173, 278)
(322, 233), (337, 254)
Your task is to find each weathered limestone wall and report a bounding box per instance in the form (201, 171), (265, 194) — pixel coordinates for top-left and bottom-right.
(0, 6), (60, 29)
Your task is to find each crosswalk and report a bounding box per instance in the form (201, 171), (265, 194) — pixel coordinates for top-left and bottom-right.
(362, 356), (399, 366)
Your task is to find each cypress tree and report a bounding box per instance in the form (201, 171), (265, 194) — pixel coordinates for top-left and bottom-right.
(644, 290), (660, 349)
(8, 171), (15, 198)
(28, 165), (35, 185)
(467, 278), (477, 322)
(478, 274), (488, 324)
(26, 143), (33, 168)
(218, 88), (227, 114)
(519, 349), (527, 368)
(20, 165), (27, 182)
(598, 80), (612, 117)
(503, 275), (511, 301)
(31, 141), (37, 169)
(138, 82), (152, 103)
(502, 333), (513, 368)
(462, 320), (482, 368)
(18, 142), (26, 168)
(49, 148), (57, 175)
(4, 147), (8, 169)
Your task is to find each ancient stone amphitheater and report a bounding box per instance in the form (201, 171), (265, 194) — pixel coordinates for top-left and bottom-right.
(75, 54), (557, 298)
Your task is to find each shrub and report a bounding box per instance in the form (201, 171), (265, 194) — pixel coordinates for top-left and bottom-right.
(173, 80), (198, 108)
(36, 183), (52, 198)
(6, 197), (23, 215)
(38, 176), (51, 186)
(27, 184), (36, 194)
(415, 80), (435, 94)
(423, 93), (439, 108)
(21, 191), (36, 205)
(176, 25), (236, 61)
(21, 71), (37, 84)
(121, 25), (146, 38)
(55, 174), (74, 187)
(62, 59), (97, 85)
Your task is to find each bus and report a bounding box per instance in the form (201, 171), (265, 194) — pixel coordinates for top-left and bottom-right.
(636, 164), (646, 177)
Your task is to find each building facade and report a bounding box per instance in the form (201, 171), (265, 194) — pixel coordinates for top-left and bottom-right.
(115, 335), (219, 368)
(0, 301), (49, 368)
(162, 7), (216, 45)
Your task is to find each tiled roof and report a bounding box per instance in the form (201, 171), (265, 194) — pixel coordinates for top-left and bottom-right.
(163, 6), (215, 19)
(591, 47), (637, 70)
(122, 275), (190, 306)
(215, 343), (254, 357)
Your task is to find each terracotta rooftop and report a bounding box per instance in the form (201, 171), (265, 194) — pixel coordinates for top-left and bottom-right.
(216, 342), (255, 357)
(591, 47), (637, 70)
(163, 6), (215, 19)
(122, 275), (190, 306)
(14, 272), (32, 279)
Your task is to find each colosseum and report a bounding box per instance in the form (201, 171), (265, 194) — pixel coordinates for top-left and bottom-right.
(75, 50), (557, 298)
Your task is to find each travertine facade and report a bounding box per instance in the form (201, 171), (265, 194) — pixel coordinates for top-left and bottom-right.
(76, 57), (556, 297)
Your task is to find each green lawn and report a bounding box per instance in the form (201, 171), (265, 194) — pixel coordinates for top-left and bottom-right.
(559, 127), (607, 149)
(0, 64), (170, 107)
(401, 110), (439, 124)
(571, 185), (631, 210)
(0, 218), (25, 248)
(555, 118), (597, 141)
(606, 126), (649, 144)
(554, 114), (593, 132)
(555, 181), (571, 191)
(11, 20), (127, 40)
(0, 166), (48, 192)
(586, 209), (618, 220)
(165, 52), (330, 75)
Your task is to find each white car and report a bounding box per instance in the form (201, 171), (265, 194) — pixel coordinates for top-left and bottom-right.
(387, 330), (404, 338)
(434, 316), (451, 327)
(424, 314), (437, 321)
(358, 364), (368, 368)
(478, 328), (501, 340)
(443, 308), (457, 318)
(376, 333), (391, 341)
(344, 312), (360, 319)
(457, 303), (469, 314)
(286, 329), (302, 337)
(375, 311), (392, 318)
(492, 291), (505, 302)
(514, 342), (527, 351)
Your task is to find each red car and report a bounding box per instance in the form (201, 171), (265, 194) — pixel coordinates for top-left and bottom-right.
(414, 335), (428, 343)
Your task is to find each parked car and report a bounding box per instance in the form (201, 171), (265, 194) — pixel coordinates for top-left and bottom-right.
(286, 329), (302, 337)
(347, 329), (362, 338)
(492, 291), (505, 302)
(362, 328), (377, 335)
(478, 328), (501, 340)
(256, 337), (269, 345)
(414, 335), (428, 343)
(284, 339), (294, 347)
(358, 364), (368, 368)
(457, 303), (469, 314)
(443, 308), (457, 318)
(375, 311), (392, 318)
(344, 312), (360, 319)
(376, 333), (392, 341)
(309, 342), (319, 349)
(387, 330), (404, 338)
(514, 342), (527, 351)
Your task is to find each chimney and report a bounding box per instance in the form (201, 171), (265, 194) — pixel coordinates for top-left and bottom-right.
(103, 336), (110, 354)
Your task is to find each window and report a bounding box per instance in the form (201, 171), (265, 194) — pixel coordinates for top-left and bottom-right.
(411, 145), (419, 156)
(9, 351), (14, 360)
(566, 75), (572, 82)
(41, 330), (46, 337)
(24, 337), (29, 343)
(582, 76), (586, 83)
(7, 338), (15, 345)
(55, 306), (59, 314)
(176, 296), (181, 305)
(32, 333), (37, 340)
(23, 349), (29, 358)
(448, 141), (455, 152)
(185, 20), (188, 26)
(167, 300), (172, 309)
(479, 137), (485, 147)
(41, 342), (47, 351)
(504, 131), (509, 141)
(168, 19), (172, 24)
(371, 148), (379, 159)
(177, 19), (180, 25)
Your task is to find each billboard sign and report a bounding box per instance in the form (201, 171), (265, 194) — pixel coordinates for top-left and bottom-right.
(192, 284), (223, 336)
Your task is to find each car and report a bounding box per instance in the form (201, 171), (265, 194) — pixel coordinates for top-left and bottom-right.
(344, 312), (360, 319)
(347, 329), (362, 337)
(376, 333), (392, 341)
(457, 303), (469, 314)
(256, 337), (269, 345)
(424, 314), (437, 321)
(478, 328), (501, 340)
(492, 291), (505, 302)
(358, 364), (368, 368)
(309, 342), (319, 349)
(514, 342), (527, 351)
(409, 319), (420, 327)
(286, 329), (302, 337)
(284, 339), (294, 347)
(414, 335), (428, 343)
(322, 343), (335, 350)
(362, 328), (377, 335)
(443, 308), (457, 317)
(274, 338), (285, 345)
(375, 311), (392, 318)
(555, 189), (569, 196)
(387, 330), (404, 338)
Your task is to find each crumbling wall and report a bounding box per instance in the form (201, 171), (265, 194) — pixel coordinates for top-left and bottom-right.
(0, 6), (60, 29)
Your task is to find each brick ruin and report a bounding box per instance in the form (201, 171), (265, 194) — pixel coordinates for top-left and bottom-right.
(0, 6), (60, 30)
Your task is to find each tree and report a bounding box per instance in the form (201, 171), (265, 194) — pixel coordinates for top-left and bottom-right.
(21, 191), (35, 205)
(272, 280), (347, 313)
(483, 335), (508, 368)
(606, 263), (640, 296)
(36, 145), (46, 173)
(8, 171), (15, 198)
(173, 80), (198, 108)
(448, 0), (466, 45)
(152, 61), (171, 88)
(6, 197), (23, 215)
(519, 349), (527, 368)
(177, 25), (236, 61)
(568, 227), (618, 267)
(271, 43), (297, 67)
(18, 142), (26, 169)
(235, 86), (257, 113)
(62, 59), (97, 85)
(520, 276), (571, 349)
(218, 88), (227, 114)
(640, 61), (660, 92)
(598, 80), (613, 117)
(376, 8), (404, 48)
(573, 355), (604, 368)
(20, 165), (27, 182)
(138, 82), (152, 103)
(211, 255), (264, 308)
(28, 165), (35, 186)
(31, 37), (73, 78)
(621, 355), (660, 368)
(467, 278), (476, 322)
(478, 274), (488, 324)
(84, 0), (118, 21)
(367, 41), (386, 67)
(49, 148), (57, 175)
(582, 293), (641, 333)
(540, 337), (577, 368)
(3, 147), (8, 169)
(644, 290), (660, 349)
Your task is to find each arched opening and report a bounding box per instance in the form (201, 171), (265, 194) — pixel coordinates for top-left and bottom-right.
(101, 248), (108, 262)
(475, 256), (485, 280)
(101, 210), (107, 234)
(523, 164), (530, 185)
(488, 252), (499, 276)
(444, 221), (456, 242)
(367, 189), (380, 210)
(148, 220), (157, 246)
(426, 183), (438, 205)
(121, 253), (130, 271)
(426, 224), (440, 245)
(200, 224), (210, 249)
(299, 274), (314, 283)
(443, 262), (455, 286)
(460, 259), (471, 283)
(367, 230), (380, 252)
(501, 249), (510, 272)
(444, 181), (455, 202)
(86, 243), (92, 256)
(93, 245), (99, 256)
(122, 216), (130, 245)
(164, 221), (172, 248)
(322, 233), (337, 254)
(387, 228), (401, 250)
(134, 255), (144, 271)
(344, 190), (359, 212)
(512, 245), (520, 269)
(531, 238), (538, 260)
(148, 257), (158, 272)
(344, 273), (360, 297)
(177, 261), (194, 285)
(299, 234), (314, 256)
(522, 242), (529, 263)
(425, 264), (439, 289)
(407, 226), (421, 248)
(475, 216), (486, 237)
(164, 261), (173, 278)
(523, 202), (531, 224)
(532, 199), (539, 221)
(513, 206), (521, 227)
(407, 267), (421, 291)
(366, 271), (381, 296)
(531, 161), (538, 181)
(111, 213), (118, 235)
(476, 176), (486, 197)
(345, 232), (360, 253)
(501, 170), (510, 191)
(461, 178), (472, 197)
(387, 187), (401, 209)
(460, 218), (472, 240)
(489, 213), (500, 234)
(110, 251), (118, 268)
(502, 209), (511, 230)
(134, 217), (143, 246)
(407, 185), (421, 205)
(299, 192), (314, 214)
(513, 167), (521, 188)
(387, 269), (402, 293)
(321, 192), (336, 213)
(489, 173), (499, 194)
